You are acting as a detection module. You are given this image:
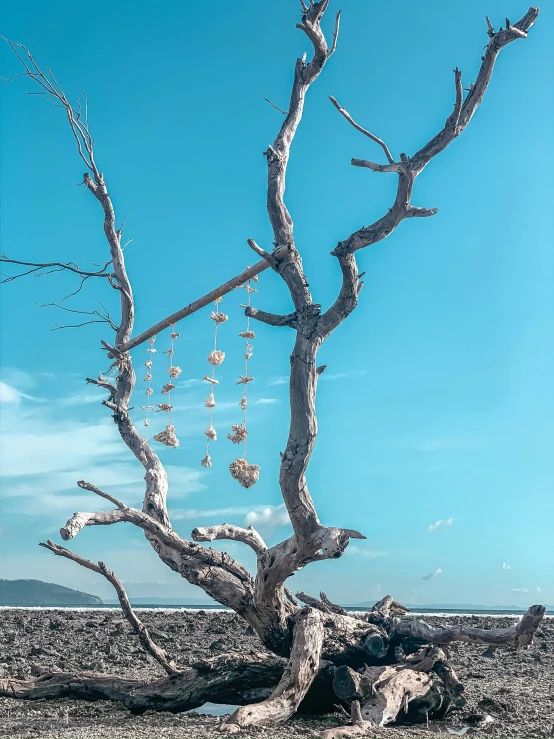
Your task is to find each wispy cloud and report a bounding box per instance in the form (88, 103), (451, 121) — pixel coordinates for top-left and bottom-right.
(57, 392), (104, 407)
(427, 517), (454, 533)
(502, 562), (512, 570)
(170, 505), (256, 521)
(320, 369), (367, 382)
(0, 380), (37, 404)
(422, 567), (443, 581)
(511, 587), (530, 594)
(244, 504), (290, 530)
(345, 545), (387, 559)
(536, 586), (543, 594)
(254, 398), (278, 405)
(0, 374), (205, 518)
(267, 376), (288, 386)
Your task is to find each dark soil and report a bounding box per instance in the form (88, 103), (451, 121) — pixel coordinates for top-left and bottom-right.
(0, 608), (552, 738)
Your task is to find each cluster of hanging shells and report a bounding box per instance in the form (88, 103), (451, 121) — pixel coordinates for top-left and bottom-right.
(143, 272), (260, 487)
(142, 331), (181, 449)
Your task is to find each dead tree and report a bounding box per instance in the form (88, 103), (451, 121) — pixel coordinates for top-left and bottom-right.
(0, 3), (545, 733)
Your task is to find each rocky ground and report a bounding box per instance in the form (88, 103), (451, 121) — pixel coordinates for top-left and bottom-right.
(0, 608), (552, 738)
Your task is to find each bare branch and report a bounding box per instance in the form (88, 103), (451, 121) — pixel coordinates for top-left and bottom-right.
(262, 97), (288, 115)
(192, 524), (268, 557)
(76, 480), (126, 509)
(39, 540), (179, 674)
(111, 260), (270, 355)
(395, 604), (546, 648)
(244, 306), (297, 327)
(59, 503), (253, 586)
(0, 254), (113, 284)
(329, 96), (394, 164)
(329, 11), (342, 56)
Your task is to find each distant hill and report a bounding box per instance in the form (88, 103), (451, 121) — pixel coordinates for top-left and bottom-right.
(0, 579), (103, 606)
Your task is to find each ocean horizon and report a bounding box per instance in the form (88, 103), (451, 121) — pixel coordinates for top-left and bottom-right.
(1, 603), (550, 617)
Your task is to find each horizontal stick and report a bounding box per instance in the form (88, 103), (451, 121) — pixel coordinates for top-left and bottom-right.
(114, 259), (270, 354)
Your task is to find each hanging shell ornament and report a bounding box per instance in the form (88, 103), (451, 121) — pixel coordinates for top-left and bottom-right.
(153, 425), (179, 448)
(210, 311), (229, 324)
(204, 425), (217, 441)
(236, 375), (254, 385)
(200, 454), (212, 468)
(227, 423), (248, 444)
(208, 350), (225, 366)
(229, 459), (260, 488)
(145, 387), (154, 396)
(203, 375), (219, 385)
(162, 383), (176, 394)
(204, 394), (216, 408)
(239, 396), (247, 410)
(239, 330), (256, 339)
(168, 365), (182, 378)
(156, 403), (173, 413)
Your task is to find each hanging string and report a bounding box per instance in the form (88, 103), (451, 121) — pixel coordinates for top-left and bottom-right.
(201, 297), (227, 467)
(140, 337), (156, 434)
(153, 325), (180, 448)
(228, 271), (260, 488)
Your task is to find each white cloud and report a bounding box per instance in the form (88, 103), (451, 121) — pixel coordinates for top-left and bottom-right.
(254, 398), (278, 405)
(510, 587), (530, 594)
(502, 562), (512, 570)
(537, 586), (543, 594)
(422, 567), (443, 581)
(170, 505), (256, 521)
(427, 517), (454, 533)
(0, 374), (205, 518)
(267, 376), (288, 386)
(345, 545), (387, 559)
(0, 381), (36, 404)
(320, 370), (367, 382)
(57, 392), (104, 407)
(244, 504), (290, 530)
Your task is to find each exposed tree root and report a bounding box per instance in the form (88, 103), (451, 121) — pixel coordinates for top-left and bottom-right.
(223, 607), (324, 730)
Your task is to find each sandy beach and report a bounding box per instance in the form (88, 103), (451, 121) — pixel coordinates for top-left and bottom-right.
(0, 608), (552, 738)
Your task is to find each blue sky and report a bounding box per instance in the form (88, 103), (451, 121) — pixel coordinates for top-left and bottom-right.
(1, 0), (552, 607)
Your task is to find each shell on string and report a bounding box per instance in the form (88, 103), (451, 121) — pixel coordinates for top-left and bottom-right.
(210, 311), (229, 324)
(227, 423), (248, 444)
(145, 387), (154, 396)
(170, 332), (180, 339)
(200, 454), (212, 468)
(203, 375), (219, 385)
(145, 360), (153, 369)
(144, 372), (152, 382)
(162, 383), (176, 394)
(146, 347), (157, 354)
(236, 375), (254, 385)
(144, 419), (150, 427)
(153, 425), (180, 448)
(208, 350), (225, 367)
(156, 403), (173, 413)
(204, 394), (216, 409)
(168, 365), (182, 378)
(242, 284), (258, 294)
(204, 425), (217, 441)
(239, 396), (247, 410)
(239, 330), (256, 339)
(229, 458), (260, 488)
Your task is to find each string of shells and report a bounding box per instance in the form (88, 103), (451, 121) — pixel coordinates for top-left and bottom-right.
(201, 297), (227, 467)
